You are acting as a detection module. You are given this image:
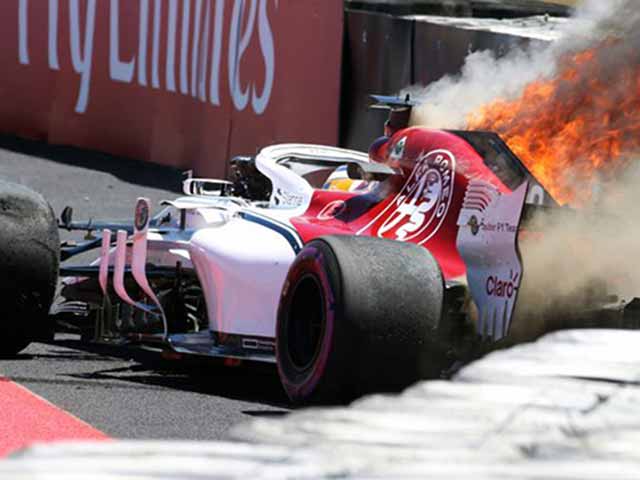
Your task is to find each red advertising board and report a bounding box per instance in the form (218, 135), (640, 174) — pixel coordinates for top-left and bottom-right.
(0, 0), (343, 177)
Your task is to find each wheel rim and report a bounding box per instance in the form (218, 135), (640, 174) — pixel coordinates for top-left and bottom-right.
(286, 274), (326, 371)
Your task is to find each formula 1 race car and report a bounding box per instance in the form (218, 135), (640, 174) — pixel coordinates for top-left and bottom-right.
(2, 97), (638, 403)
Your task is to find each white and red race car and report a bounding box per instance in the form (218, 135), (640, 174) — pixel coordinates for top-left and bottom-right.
(2, 97), (635, 403)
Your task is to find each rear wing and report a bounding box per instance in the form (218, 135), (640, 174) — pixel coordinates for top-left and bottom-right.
(370, 94), (418, 136)
(369, 94), (418, 110)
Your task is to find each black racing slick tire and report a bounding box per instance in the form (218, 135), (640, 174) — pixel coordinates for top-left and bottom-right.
(276, 235), (447, 404)
(0, 180), (59, 357)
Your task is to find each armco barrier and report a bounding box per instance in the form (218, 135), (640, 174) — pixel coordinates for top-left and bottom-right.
(341, 11), (544, 152)
(340, 10), (415, 151)
(345, 0), (574, 18)
(412, 18), (532, 85)
(1, 1), (343, 177)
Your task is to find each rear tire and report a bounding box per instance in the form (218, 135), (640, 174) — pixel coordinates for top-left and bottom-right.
(276, 235), (449, 404)
(0, 181), (59, 357)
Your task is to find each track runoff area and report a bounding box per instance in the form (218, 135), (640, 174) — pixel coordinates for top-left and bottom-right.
(0, 136), (289, 456)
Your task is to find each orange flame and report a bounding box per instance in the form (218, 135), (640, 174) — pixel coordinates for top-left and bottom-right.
(467, 40), (640, 206)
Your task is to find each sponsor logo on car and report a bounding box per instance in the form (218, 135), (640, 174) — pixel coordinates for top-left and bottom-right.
(367, 149), (455, 244)
(317, 200), (346, 221)
(274, 188), (305, 207)
(135, 199), (150, 231)
(486, 270), (520, 299)
(388, 136), (407, 164)
(481, 222), (518, 234)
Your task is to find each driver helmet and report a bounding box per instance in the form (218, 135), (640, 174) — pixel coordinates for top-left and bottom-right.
(322, 165), (369, 192)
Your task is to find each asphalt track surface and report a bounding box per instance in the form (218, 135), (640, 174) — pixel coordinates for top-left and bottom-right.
(0, 136), (289, 455)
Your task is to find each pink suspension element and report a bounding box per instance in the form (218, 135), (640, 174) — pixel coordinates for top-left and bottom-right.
(98, 229), (112, 296)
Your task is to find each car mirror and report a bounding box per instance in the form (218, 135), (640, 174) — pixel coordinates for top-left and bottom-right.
(60, 206), (73, 229)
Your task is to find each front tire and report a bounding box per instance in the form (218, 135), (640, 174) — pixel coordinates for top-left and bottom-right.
(0, 180), (59, 357)
(276, 235), (448, 404)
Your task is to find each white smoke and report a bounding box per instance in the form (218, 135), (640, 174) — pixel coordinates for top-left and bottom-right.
(406, 1), (640, 340)
(508, 159), (640, 342)
(409, 0), (632, 129)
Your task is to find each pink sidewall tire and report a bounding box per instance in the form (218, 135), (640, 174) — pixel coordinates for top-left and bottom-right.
(276, 235), (448, 404)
